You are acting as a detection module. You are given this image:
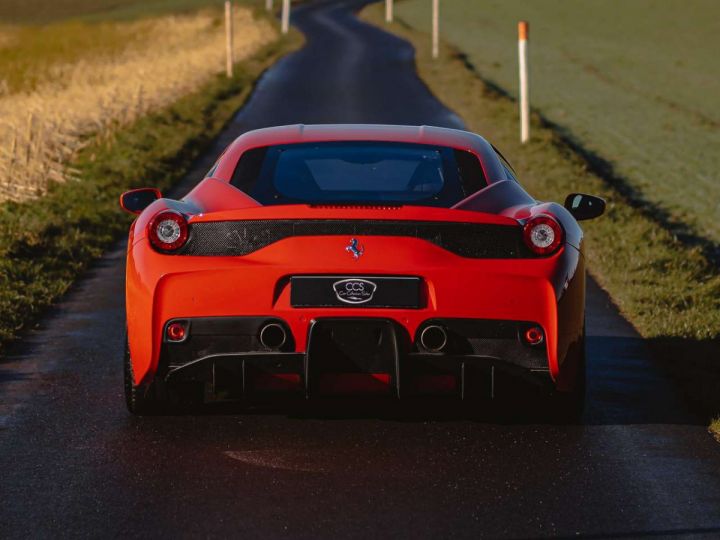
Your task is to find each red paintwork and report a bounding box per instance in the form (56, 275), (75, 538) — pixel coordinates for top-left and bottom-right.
(123, 125), (587, 393)
(316, 374), (391, 395)
(252, 373), (302, 392)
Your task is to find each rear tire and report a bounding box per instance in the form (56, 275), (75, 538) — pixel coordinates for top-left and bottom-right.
(548, 325), (586, 421)
(124, 334), (205, 415)
(493, 326), (586, 422)
(124, 336), (159, 415)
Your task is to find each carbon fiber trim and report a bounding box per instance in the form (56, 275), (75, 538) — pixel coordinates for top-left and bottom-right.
(179, 219), (529, 258)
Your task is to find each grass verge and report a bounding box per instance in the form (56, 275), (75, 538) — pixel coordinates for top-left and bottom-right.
(711, 419), (720, 443)
(362, 6), (720, 419)
(0, 30), (302, 353)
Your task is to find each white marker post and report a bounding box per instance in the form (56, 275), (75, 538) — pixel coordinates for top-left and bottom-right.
(281, 0), (290, 34)
(518, 21), (530, 143)
(386, 0), (393, 23)
(266, 0), (273, 11)
(225, 1), (234, 78)
(432, 0), (439, 59)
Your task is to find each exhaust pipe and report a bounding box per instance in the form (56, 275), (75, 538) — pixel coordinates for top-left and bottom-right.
(259, 323), (287, 350)
(419, 325), (448, 353)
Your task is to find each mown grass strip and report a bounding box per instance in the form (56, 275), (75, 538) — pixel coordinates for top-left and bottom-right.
(362, 6), (720, 418)
(0, 31), (301, 353)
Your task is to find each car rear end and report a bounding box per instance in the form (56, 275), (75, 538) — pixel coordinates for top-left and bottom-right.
(125, 129), (579, 403)
(127, 205), (572, 402)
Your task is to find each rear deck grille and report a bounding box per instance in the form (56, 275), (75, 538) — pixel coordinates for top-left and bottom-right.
(179, 219), (531, 258)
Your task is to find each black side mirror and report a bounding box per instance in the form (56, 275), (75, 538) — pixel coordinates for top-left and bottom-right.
(120, 188), (161, 215)
(564, 193), (605, 221)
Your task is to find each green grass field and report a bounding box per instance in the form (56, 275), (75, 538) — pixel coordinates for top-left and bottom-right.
(395, 0), (720, 248)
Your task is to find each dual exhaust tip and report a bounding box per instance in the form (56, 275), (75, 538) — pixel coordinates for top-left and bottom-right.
(167, 321), (289, 349)
(419, 325), (448, 353)
(261, 322), (449, 353)
(177, 321), (542, 353)
(259, 323), (288, 350)
(419, 324), (544, 351)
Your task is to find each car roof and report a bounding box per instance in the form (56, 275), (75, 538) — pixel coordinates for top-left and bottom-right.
(214, 124), (508, 184)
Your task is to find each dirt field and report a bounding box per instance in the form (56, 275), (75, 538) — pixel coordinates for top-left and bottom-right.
(395, 0), (720, 245)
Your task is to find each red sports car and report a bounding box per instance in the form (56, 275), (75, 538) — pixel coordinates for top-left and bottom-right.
(120, 124), (604, 415)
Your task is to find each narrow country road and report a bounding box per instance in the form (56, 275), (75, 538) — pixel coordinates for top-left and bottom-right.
(1, 1), (719, 537)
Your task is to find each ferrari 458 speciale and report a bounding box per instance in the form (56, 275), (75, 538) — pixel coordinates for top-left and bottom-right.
(120, 124), (604, 415)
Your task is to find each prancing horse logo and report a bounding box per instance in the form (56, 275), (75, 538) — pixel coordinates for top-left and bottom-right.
(345, 238), (364, 260)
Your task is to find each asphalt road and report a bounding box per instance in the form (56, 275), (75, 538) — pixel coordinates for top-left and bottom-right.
(2, 1), (720, 538)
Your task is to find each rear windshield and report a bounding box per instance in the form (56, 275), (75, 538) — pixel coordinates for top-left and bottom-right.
(230, 141), (486, 207)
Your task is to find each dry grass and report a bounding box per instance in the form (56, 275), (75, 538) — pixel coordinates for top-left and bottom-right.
(0, 7), (274, 202)
(0, 27), (17, 50)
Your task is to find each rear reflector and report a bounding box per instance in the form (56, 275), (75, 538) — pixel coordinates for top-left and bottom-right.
(524, 326), (544, 346)
(166, 322), (187, 342)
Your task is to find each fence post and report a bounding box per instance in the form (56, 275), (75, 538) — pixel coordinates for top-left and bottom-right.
(266, 0), (273, 11)
(386, 0), (393, 23)
(518, 21), (530, 143)
(432, 0), (439, 59)
(281, 0), (290, 34)
(225, 1), (234, 78)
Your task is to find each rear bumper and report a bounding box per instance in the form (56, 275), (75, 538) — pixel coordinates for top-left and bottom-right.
(126, 235), (583, 387)
(161, 316), (552, 399)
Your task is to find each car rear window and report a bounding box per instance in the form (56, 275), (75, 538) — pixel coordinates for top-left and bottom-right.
(229, 141), (486, 207)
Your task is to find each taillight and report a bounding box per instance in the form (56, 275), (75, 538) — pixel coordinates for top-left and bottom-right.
(523, 215), (563, 255)
(148, 210), (188, 252)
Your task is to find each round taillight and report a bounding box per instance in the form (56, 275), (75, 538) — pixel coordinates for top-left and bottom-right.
(148, 210), (188, 252)
(523, 215), (563, 255)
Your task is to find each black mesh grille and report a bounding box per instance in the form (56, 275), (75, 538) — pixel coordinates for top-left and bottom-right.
(178, 220), (530, 258)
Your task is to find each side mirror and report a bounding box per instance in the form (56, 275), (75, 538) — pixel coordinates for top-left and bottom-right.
(120, 188), (161, 215)
(564, 193), (605, 221)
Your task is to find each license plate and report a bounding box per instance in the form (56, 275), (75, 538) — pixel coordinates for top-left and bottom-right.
(290, 276), (422, 308)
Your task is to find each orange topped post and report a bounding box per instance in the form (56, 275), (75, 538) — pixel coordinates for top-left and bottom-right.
(518, 21), (529, 41)
(518, 21), (530, 143)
